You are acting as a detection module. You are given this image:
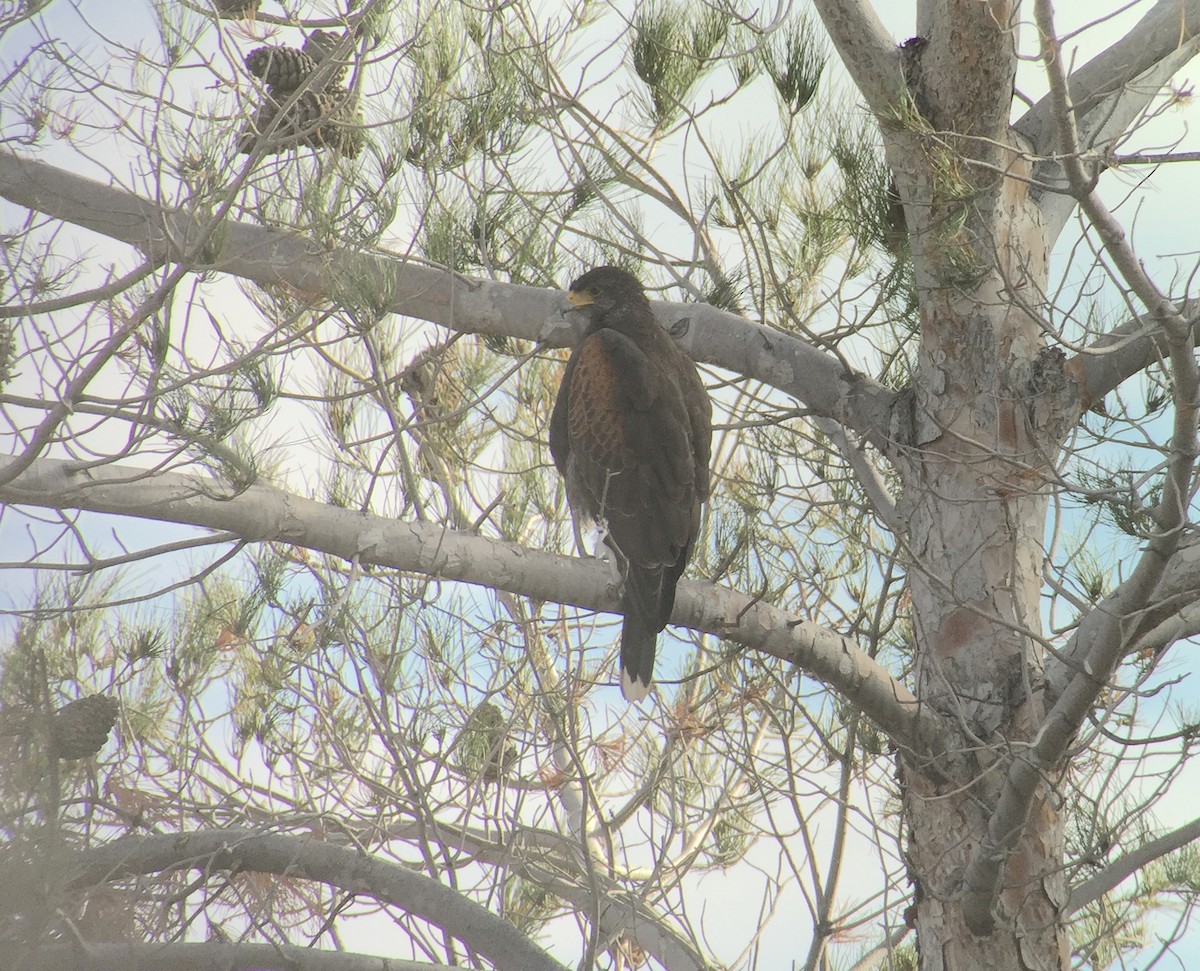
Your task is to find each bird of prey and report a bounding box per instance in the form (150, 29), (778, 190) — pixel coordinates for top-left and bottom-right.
(549, 266), (712, 701)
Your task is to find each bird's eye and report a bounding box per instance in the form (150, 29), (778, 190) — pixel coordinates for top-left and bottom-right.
(587, 286), (600, 296)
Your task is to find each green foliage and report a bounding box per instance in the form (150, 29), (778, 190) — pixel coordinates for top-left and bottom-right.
(455, 700), (515, 779)
(1161, 843), (1200, 892)
(0, 320), (14, 392)
(1071, 549), (1111, 605)
(503, 875), (561, 934)
(881, 943), (918, 971)
(123, 625), (168, 664)
(1073, 463), (1162, 539)
(758, 18), (826, 115)
(405, 8), (534, 170)
(708, 809), (753, 867)
(630, 2), (735, 129)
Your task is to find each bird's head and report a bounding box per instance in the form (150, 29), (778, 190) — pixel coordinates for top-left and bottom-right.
(566, 266), (647, 313)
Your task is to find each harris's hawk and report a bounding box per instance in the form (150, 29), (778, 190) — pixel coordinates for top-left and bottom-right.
(549, 266), (712, 700)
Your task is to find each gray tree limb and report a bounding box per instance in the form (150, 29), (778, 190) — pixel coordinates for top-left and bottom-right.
(15, 942), (461, 971)
(1068, 298), (1200, 410)
(1066, 815), (1200, 915)
(63, 830), (568, 971)
(1020, 0), (1200, 135)
(1047, 534), (1200, 697)
(1017, 0), (1200, 246)
(810, 0), (905, 117)
(0, 456), (947, 762)
(0, 150), (900, 452)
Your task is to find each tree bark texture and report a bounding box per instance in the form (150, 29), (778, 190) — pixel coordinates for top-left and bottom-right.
(884, 3), (1067, 967)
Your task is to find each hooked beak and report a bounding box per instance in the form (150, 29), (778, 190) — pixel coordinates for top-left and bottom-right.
(566, 289), (594, 308)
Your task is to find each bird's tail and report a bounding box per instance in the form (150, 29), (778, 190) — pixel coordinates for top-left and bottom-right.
(618, 563), (673, 701)
(619, 612), (657, 702)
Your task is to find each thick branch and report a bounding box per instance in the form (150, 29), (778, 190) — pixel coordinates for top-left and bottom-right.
(811, 0), (906, 116)
(0, 150), (899, 451)
(17, 943), (457, 971)
(0, 457), (946, 762)
(1018, 0), (1200, 245)
(1066, 815), (1200, 915)
(64, 830), (568, 971)
(913, 0), (1018, 141)
(1068, 299), (1200, 410)
(1019, 0), (1200, 143)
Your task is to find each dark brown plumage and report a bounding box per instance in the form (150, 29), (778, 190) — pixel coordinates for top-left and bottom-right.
(549, 266), (711, 700)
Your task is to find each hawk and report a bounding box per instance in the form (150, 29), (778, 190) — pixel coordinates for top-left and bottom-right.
(549, 266), (712, 700)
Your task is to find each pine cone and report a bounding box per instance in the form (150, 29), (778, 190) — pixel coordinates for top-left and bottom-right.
(239, 88), (363, 159)
(50, 694), (119, 761)
(245, 46), (318, 92)
(314, 89), (364, 158)
(215, 0), (261, 17)
(237, 91), (321, 154)
(303, 30), (349, 88)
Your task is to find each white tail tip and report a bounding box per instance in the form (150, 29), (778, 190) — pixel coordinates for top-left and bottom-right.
(621, 669), (651, 703)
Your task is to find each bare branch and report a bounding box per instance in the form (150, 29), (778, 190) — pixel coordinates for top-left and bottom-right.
(0, 457), (945, 761)
(1018, 0), (1200, 245)
(17, 942), (459, 971)
(0, 150), (901, 450)
(1108, 149), (1200, 165)
(64, 829), (570, 971)
(1067, 815), (1200, 915)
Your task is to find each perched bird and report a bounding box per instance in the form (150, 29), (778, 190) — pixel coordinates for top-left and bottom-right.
(549, 266), (712, 700)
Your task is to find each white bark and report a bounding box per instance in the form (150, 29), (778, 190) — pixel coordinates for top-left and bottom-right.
(0, 456), (943, 758)
(0, 150), (899, 451)
(64, 830), (569, 971)
(18, 943), (459, 971)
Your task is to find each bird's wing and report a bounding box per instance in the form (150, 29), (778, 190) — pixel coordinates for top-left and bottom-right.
(677, 353), (713, 503)
(562, 328), (698, 573)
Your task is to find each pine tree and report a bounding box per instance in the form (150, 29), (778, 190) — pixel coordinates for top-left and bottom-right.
(2, 2), (1200, 969)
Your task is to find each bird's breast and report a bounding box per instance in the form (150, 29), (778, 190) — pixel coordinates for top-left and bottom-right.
(567, 336), (633, 461)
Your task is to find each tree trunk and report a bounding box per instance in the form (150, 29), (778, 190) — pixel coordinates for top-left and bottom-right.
(894, 25), (1070, 965)
(899, 173), (1068, 969)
